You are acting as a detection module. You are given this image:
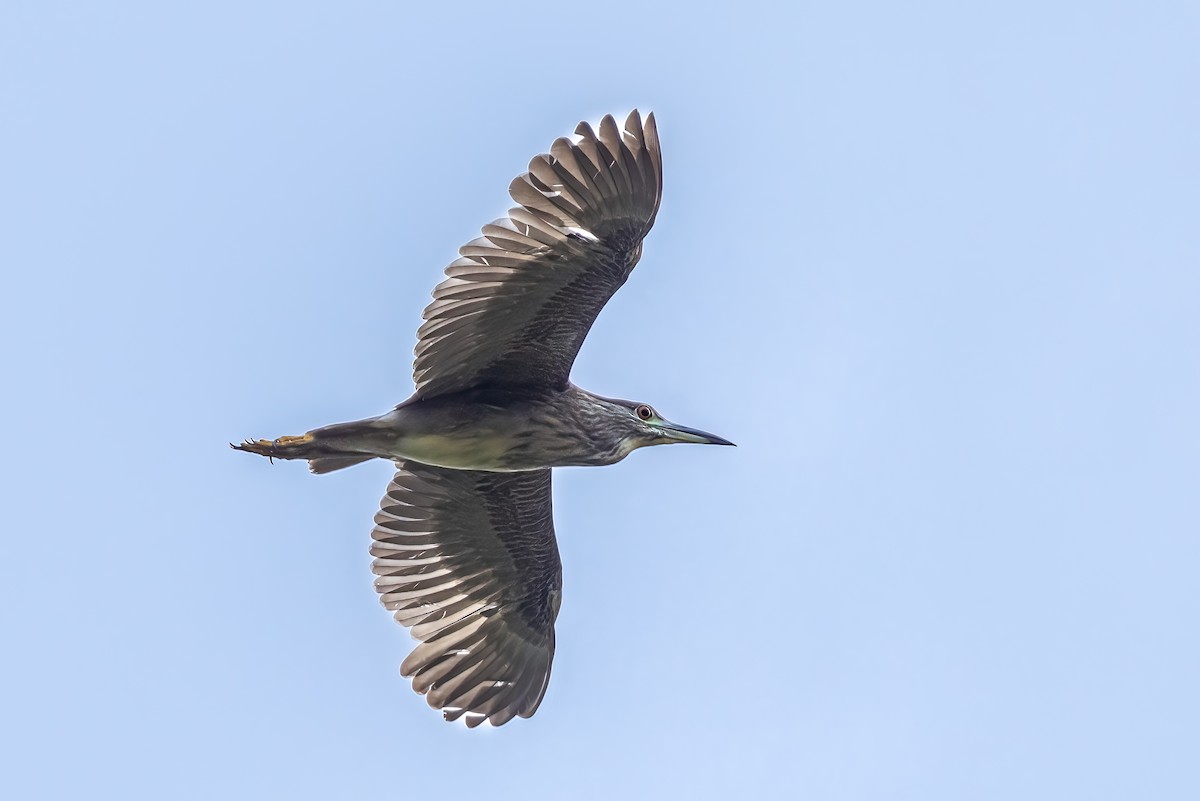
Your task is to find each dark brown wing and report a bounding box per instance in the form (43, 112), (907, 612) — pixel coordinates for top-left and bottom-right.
(413, 110), (663, 399)
(371, 461), (561, 727)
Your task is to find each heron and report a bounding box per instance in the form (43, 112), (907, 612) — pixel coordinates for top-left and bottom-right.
(234, 110), (732, 727)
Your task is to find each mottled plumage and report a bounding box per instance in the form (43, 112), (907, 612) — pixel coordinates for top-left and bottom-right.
(234, 111), (731, 728)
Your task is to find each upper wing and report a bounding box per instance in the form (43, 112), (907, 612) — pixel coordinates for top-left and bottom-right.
(412, 110), (663, 399)
(371, 461), (562, 727)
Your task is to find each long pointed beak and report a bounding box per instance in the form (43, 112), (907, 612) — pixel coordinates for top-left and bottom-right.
(658, 421), (736, 447)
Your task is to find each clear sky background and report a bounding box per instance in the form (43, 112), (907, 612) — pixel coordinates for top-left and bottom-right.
(2, 2), (1197, 798)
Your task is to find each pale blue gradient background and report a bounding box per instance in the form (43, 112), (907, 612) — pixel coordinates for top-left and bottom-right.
(2, 2), (1197, 798)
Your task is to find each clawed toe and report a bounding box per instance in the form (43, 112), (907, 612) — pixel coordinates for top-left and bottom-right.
(231, 433), (316, 463)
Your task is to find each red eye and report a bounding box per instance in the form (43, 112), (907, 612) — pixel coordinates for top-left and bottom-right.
(635, 405), (653, 420)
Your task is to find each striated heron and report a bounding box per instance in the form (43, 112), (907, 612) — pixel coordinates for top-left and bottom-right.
(234, 111), (732, 727)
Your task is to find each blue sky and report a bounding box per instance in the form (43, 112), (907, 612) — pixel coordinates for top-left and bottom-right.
(2, 1), (1197, 798)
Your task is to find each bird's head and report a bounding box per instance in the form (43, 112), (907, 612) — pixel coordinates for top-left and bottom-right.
(605, 398), (735, 454)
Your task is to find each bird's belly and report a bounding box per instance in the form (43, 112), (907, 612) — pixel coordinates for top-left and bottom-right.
(375, 397), (604, 471)
(394, 431), (519, 471)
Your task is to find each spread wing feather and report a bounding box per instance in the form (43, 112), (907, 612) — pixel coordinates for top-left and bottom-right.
(413, 110), (663, 399)
(371, 461), (561, 727)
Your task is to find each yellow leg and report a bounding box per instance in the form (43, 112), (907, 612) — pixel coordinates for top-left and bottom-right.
(231, 432), (315, 460)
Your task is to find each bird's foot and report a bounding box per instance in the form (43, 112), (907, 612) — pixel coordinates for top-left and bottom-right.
(230, 433), (314, 461)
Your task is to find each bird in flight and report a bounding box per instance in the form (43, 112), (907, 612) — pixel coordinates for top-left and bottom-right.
(234, 110), (732, 727)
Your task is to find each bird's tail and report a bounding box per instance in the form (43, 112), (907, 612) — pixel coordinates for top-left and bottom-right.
(307, 455), (373, 474)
